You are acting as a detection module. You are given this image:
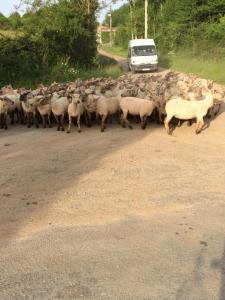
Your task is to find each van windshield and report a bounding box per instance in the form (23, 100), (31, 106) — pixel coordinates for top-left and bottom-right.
(132, 45), (157, 56)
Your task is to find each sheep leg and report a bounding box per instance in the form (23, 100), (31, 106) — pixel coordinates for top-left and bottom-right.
(187, 120), (191, 126)
(67, 115), (72, 133)
(96, 113), (101, 125)
(117, 111), (121, 124)
(3, 113), (8, 130)
(10, 111), (15, 125)
(164, 115), (173, 134)
(84, 111), (91, 127)
(34, 113), (39, 128)
(123, 112), (133, 129)
(120, 113), (126, 127)
(77, 115), (82, 133)
(42, 115), (46, 128)
(177, 120), (182, 127)
(48, 113), (52, 128)
(60, 115), (65, 131)
(0, 114), (3, 128)
(54, 114), (60, 131)
(27, 113), (32, 128)
(214, 104), (221, 117)
(196, 117), (204, 134)
(207, 107), (212, 119)
(141, 115), (147, 130)
(101, 115), (107, 132)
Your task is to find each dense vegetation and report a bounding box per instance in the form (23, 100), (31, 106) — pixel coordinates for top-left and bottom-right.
(104, 0), (225, 58)
(1, 0), (225, 87)
(0, 0), (110, 87)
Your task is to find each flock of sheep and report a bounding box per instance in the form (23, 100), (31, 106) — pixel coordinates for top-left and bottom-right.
(0, 70), (224, 135)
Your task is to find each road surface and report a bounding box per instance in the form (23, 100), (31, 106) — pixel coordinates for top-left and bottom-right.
(1, 53), (225, 299)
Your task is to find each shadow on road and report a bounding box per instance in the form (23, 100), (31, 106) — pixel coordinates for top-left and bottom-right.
(211, 239), (225, 300)
(0, 122), (160, 242)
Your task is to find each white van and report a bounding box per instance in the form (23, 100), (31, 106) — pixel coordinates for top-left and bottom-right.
(128, 39), (158, 72)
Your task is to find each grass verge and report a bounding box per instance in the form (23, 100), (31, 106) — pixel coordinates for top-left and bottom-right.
(0, 54), (124, 89)
(161, 51), (225, 84)
(102, 44), (127, 58)
(103, 44), (225, 85)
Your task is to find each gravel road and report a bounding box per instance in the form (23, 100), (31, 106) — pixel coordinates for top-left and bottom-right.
(1, 103), (225, 299)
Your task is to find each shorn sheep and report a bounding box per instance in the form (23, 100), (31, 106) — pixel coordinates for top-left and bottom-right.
(164, 91), (214, 135)
(51, 93), (69, 131)
(97, 96), (120, 132)
(67, 94), (84, 133)
(119, 97), (156, 129)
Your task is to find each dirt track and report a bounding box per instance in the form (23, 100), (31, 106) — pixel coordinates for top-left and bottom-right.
(1, 103), (225, 299)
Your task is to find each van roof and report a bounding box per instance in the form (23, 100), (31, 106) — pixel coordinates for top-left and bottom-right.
(129, 39), (155, 47)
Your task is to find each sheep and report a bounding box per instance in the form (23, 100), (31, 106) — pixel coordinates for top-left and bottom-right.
(82, 93), (99, 127)
(0, 96), (14, 129)
(119, 97), (156, 129)
(20, 91), (39, 128)
(51, 93), (69, 131)
(96, 96), (120, 132)
(1, 86), (23, 124)
(164, 90), (214, 135)
(67, 94), (84, 133)
(35, 95), (52, 128)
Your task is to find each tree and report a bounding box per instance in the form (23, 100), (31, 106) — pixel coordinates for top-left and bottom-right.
(0, 13), (10, 30)
(8, 12), (22, 29)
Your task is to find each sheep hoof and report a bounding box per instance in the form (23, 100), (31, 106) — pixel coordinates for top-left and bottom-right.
(57, 127), (60, 131)
(101, 128), (105, 132)
(78, 129), (82, 133)
(61, 128), (65, 131)
(129, 125), (133, 130)
(67, 130), (70, 134)
(196, 130), (200, 135)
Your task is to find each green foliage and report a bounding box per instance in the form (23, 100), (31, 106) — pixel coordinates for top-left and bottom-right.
(161, 50), (225, 84)
(102, 44), (127, 58)
(0, 0), (99, 86)
(114, 25), (130, 48)
(102, 31), (110, 44)
(0, 13), (11, 30)
(104, 0), (225, 61)
(8, 12), (22, 29)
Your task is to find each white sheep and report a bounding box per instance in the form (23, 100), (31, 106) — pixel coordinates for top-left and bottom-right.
(119, 97), (156, 129)
(164, 91), (214, 134)
(51, 93), (69, 131)
(1, 87), (22, 124)
(67, 94), (84, 133)
(97, 96), (120, 132)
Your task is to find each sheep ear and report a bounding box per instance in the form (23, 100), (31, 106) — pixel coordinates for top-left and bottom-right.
(67, 95), (72, 103)
(93, 95), (100, 101)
